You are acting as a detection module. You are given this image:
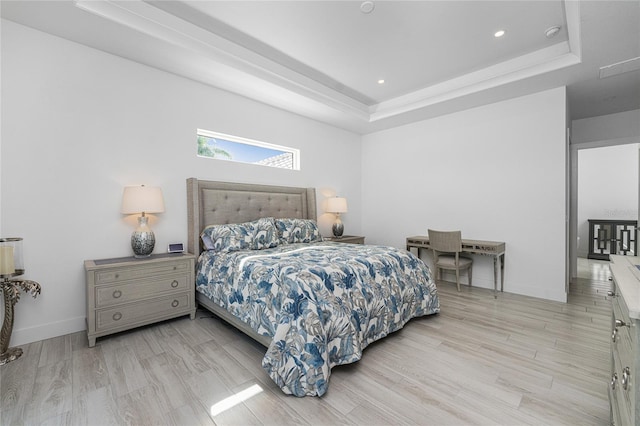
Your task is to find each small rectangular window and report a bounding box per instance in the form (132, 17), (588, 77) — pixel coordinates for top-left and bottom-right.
(197, 129), (299, 170)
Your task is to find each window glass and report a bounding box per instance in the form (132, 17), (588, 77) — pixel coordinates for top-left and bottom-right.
(197, 129), (299, 170)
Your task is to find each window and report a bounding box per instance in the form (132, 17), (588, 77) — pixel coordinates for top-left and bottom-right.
(197, 129), (299, 170)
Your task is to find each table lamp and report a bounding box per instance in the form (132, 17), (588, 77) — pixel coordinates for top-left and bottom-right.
(326, 196), (348, 238)
(121, 185), (165, 257)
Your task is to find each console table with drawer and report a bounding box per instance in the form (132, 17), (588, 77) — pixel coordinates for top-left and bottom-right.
(85, 252), (196, 347)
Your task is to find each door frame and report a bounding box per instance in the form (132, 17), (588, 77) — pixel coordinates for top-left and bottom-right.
(568, 136), (640, 281)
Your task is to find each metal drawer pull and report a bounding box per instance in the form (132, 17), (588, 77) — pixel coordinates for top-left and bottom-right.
(171, 300), (179, 308)
(608, 277), (613, 281)
(112, 290), (122, 299)
(112, 312), (122, 321)
(612, 328), (617, 343)
(615, 319), (628, 328)
(171, 280), (179, 288)
(607, 290), (616, 297)
(611, 372), (618, 390)
(622, 367), (631, 390)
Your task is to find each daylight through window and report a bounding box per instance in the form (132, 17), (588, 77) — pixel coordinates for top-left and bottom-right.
(197, 129), (299, 170)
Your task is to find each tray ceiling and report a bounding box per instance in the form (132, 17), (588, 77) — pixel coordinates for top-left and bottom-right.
(2, 1), (639, 133)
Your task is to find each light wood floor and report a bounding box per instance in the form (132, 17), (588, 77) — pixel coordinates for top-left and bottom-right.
(1, 262), (612, 425)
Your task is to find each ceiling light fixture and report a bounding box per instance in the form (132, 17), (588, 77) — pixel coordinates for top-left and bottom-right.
(494, 30), (506, 38)
(545, 26), (561, 38)
(360, 1), (375, 14)
(378, 79), (385, 84)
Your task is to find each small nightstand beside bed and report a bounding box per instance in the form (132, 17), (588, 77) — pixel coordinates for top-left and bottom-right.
(186, 178), (440, 397)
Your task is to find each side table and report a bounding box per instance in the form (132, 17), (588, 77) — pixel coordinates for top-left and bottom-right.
(84, 252), (195, 347)
(326, 235), (365, 244)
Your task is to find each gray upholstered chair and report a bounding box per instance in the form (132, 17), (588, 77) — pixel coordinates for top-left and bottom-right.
(428, 229), (473, 292)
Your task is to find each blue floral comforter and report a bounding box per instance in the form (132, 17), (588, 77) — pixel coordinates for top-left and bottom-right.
(196, 242), (439, 397)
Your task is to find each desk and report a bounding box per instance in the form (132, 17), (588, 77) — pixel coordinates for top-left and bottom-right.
(406, 236), (505, 296)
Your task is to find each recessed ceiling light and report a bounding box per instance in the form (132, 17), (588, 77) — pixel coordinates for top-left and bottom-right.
(378, 79), (385, 84)
(494, 30), (506, 38)
(545, 26), (561, 38)
(360, 1), (375, 14)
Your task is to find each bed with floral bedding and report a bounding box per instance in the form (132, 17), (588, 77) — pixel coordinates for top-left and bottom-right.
(194, 216), (440, 397)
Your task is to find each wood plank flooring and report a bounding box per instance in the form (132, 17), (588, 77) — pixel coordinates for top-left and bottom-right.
(1, 264), (612, 425)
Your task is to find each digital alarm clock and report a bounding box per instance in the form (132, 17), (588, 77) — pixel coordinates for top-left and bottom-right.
(167, 243), (184, 254)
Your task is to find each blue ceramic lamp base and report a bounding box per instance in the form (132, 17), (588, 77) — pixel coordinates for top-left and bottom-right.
(131, 216), (155, 257)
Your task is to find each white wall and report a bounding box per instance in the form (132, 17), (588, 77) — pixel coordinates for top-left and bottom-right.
(361, 87), (568, 302)
(577, 144), (639, 257)
(573, 110), (640, 145)
(1, 20), (362, 345)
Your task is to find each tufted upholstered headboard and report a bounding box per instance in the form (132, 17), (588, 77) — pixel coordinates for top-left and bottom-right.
(186, 178), (317, 256)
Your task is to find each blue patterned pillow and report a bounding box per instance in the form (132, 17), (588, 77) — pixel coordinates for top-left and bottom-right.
(275, 218), (322, 244)
(251, 217), (279, 250)
(201, 222), (253, 252)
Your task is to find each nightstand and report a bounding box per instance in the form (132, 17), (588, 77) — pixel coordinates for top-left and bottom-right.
(327, 235), (365, 244)
(84, 252), (196, 347)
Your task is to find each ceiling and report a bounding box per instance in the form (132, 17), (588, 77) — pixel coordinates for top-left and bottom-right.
(2, 1), (639, 134)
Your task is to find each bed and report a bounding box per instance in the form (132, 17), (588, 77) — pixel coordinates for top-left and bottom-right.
(187, 178), (439, 397)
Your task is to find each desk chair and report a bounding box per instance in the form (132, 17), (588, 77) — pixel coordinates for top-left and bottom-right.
(428, 229), (473, 292)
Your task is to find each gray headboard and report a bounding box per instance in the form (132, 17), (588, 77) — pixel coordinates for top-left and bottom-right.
(186, 178), (317, 255)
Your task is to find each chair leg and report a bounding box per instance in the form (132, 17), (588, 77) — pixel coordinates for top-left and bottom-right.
(456, 268), (460, 292)
(468, 266), (472, 287)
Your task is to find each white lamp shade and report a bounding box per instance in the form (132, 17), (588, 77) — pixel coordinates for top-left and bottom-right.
(121, 185), (165, 214)
(326, 197), (348, 214)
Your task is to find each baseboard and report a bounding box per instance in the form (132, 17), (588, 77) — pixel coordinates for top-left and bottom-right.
(9, 316), (86, 346)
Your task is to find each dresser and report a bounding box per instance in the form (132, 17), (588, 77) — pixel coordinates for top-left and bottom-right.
(608, 255), (640, 425)
(85, 253), (196, 347)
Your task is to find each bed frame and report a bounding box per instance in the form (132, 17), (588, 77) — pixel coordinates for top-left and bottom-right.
(186, 178), (317, 347)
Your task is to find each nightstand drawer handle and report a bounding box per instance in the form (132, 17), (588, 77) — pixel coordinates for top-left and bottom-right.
(171, 280), (179, 288)
(612, 328), (618, 343)
(171, 299), (179, 308)
(622, 367), (631, 391)
(112, 290), (122, 299)
(607, 290), (616, 297)
(611, 372), (618, 390)
(112, 312), (122, 321)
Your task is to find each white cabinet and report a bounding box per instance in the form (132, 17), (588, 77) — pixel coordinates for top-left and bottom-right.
(609, 256), (640, 425)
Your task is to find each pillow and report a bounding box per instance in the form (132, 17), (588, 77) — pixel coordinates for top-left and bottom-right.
(201, 217), (279, 252)
(201, 233), (215, 251)
(275, 218), (322, 244)
(201, 222), (254, 252)
(251, 217), (279, 250)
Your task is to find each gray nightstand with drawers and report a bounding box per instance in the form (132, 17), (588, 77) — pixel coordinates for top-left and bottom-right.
(85, 252), (196, 347)
(326, 235), (365, 244)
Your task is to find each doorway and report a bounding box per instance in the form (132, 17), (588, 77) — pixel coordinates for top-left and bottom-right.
(569, 141), (640, 285)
